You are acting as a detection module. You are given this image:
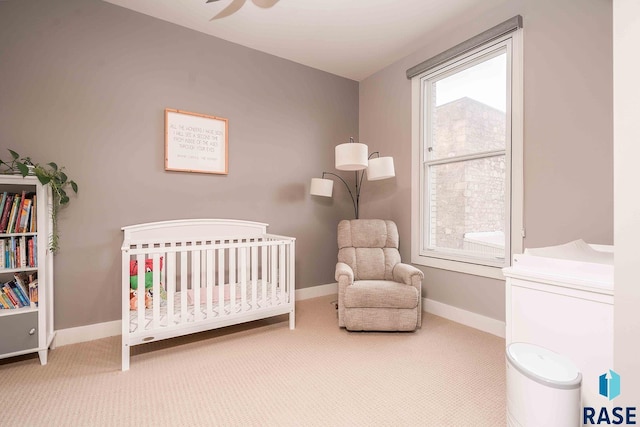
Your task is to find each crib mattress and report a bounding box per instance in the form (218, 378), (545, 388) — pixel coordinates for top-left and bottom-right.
(129, 282), (287, 333)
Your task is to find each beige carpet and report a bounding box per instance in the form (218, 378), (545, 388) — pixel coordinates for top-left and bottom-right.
(0, 295), (506, 427)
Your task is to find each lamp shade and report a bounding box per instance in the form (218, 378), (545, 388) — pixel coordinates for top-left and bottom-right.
(335, 142), (368, 171)
(367, 156), (395, 181)
(310, 178), (334, 197)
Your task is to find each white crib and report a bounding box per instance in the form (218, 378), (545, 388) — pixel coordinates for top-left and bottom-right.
(120, 219), (295, 371)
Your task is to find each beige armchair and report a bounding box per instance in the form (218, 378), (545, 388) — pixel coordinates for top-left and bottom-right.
(336, 219), (424, 331)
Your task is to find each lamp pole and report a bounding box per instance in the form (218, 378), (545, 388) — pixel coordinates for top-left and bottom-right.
(320, 172), (359, 218)
(320, 152), (380, 219)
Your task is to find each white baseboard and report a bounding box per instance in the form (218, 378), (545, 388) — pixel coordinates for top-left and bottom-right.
(295, 282), (337, 300)
(423, 297), (505, 338)
(54, 320), (121, 347)
(54, 284), (504, 347)
(54, 283), (341, 347)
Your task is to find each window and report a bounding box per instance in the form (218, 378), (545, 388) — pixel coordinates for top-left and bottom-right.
(410, 30), (523, 279)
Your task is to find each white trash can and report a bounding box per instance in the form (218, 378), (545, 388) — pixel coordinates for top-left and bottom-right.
(506, 342), (582, 427)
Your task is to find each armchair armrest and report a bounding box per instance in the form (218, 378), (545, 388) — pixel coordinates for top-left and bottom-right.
(335, 262), (354, 284)
(393, 263), (424, 329)
(392, 263), (424, 286)
(336, 262), (354, 328)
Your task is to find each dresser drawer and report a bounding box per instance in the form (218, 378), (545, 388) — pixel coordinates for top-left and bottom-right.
(0, 311), (39, 354)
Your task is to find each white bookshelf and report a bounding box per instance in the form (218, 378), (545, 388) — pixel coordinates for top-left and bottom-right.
(0, 175), (55, 365)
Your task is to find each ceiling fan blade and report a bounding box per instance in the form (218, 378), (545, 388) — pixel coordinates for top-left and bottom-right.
(209, 0), (246, 20)
(252, 0), (279, 8)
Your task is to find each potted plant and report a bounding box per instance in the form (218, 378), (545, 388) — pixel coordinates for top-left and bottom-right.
(0, 149), (78, 253)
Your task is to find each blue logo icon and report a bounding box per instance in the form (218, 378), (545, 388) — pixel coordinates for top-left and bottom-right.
(599, 369), (621, 400)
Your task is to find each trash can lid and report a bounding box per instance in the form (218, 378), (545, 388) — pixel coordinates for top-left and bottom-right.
(507, 342), (582, 389)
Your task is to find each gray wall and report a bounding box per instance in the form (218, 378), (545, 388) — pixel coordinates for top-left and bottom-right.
(359, 0), (613, 322)
(0, 0), (358, 329)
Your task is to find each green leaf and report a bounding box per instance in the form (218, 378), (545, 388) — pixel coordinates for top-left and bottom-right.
(48, 162), (58, 171)
(60, 195), (69, 205)
(16, 162), (29, 177)
(59, 172), (68, 183)
(8, 149), (19, 160)
(35, 171), (51, 185)
(70, 181), (78, 193)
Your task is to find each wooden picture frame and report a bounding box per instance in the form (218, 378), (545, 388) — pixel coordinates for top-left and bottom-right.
(165, 108), (229, 174)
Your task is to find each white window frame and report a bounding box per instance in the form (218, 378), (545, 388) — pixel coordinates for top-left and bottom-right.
(411, 30), (523, 280)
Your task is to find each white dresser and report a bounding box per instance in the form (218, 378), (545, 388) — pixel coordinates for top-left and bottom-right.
(503, 241), (613, 410)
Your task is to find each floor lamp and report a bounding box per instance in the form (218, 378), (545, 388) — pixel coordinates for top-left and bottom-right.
(310, 137), (395, 219)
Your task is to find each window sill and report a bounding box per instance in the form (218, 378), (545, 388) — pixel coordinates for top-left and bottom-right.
(411, 254), (506, 280)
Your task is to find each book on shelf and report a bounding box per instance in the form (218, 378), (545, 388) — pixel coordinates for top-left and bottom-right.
(18, 198), (32, 233)
(0, 193), (14, 233)
(9, 280), (29, 307)
(19, 236), (26, 268)
(13, 190), (26, 234)
(8, 237), (16, 269)
(0, 292), (11, 309)
(6, 195), (21, 234)
(1, 287), (16, 308)
(28, 278), (38, 307)
(14, 238), (20, 268)
(14, 272), (30, 298)
(27, 237), (34, 268)
(2, 283), (20, 307)
(0, 193), (6, 225)
(0, 237), (10, 269)
(29, 195), (37, 232)
(32, 236), (37, 267)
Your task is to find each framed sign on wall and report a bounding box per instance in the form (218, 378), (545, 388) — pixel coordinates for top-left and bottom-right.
(165, 108), (229, 174)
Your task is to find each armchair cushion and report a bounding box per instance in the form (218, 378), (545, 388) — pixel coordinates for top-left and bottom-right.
(339, 248), (395, 280)
(338, 219), (399, 249)
(337, 220), (401, 280)
(344, 280), (419, 309)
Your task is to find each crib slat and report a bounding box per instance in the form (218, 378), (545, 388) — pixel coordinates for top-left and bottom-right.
(270, 244), (277, 305)
(288, 243), (295, 304)
(288, 240), (295, 328)
(180, 250), (188, 323)
(193, 249), (201, 322)
(152, 254), (161, 329)
(206, 249), (214, 318)
(278, 244), (285, 304)
(218, 248), (225, 316)
(167, 250), (176, 326)
(122, 249), (131, 371)
(251, 245), (258, 310)
(136, 254), (145, 330)
(229, 246), (236, 313)
(261, 243), (267, 308)
(240, 246), (248, 311)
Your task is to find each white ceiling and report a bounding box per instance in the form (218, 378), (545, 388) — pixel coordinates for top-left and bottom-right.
(103, 0), (496, 81)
